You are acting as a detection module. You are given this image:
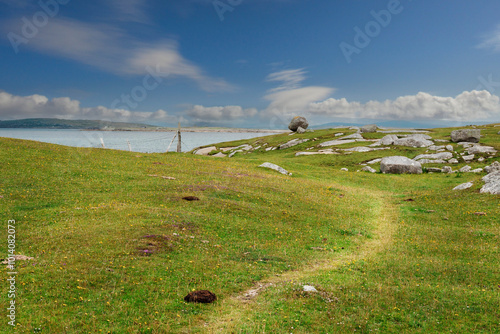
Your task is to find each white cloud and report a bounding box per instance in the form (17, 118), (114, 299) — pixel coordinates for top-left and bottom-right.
(185, 105), (258, 123)
(6, 18), (232, 92)
(308, 90), (500, 121)
(0, 91), (175, 123)
(261, 68), (335, 124)
(264, 86), (334, 117)
(478, 24), (500, 52)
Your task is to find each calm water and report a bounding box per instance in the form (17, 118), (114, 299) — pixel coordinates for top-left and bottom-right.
(0, 129), (275, 153)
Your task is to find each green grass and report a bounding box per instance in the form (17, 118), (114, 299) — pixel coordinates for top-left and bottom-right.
(1, 124), (499, 333)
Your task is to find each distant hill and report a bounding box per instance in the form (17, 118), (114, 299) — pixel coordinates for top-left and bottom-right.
(0, 118), (160, 130)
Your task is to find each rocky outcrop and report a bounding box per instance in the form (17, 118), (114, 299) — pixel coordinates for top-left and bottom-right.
(467, 145), (497, 154)
(451, 129), (480, 143)
(414, 152), (453, 161)
(393, 134), (433, 148)
(288, 116), (309, 132)
(259, 162), (292, 176)
(380, 156), (423, 174)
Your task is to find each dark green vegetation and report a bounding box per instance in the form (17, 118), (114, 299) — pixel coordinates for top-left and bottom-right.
(0, 118), (159, 130)
(0, 124), (499, 333)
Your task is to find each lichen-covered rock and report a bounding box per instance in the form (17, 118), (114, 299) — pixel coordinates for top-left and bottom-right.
(380, 135), (398, 145)
(451, 129), (481, 143)
(288, 116), (309, 132)
(393, 134), (433, 148)
(380, 156), (422, 174)
(414, 152), (453, 161)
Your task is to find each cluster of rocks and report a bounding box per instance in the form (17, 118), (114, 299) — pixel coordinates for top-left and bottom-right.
(288, 116), (309, 134)
(453, 161), (500, 194)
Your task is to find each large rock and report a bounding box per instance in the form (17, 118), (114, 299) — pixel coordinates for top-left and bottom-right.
(288, 116), (309, 132)
(259, 162), (292, 176)
(380, 156), (423, 174)
(451, 129), (481, 143)
(480, 172), (500, 195)
(360, 124), (377, 133)
(393, 134), (433, 148)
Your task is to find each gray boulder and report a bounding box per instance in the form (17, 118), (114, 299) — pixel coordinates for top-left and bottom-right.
(446, 145), (454, 151)
(427, 167), (442, 173)
(418, 159), (447, 164)
(484, 161), (500, 174)
(380, 135), (398, 146)
(288, 116), (309, 132)
(480, 172), (500, 195)
(258, 162), (292, 176)
(360, 124), (377, 133)
(451, 129), (480, 143)
(380, 156), (423, 174)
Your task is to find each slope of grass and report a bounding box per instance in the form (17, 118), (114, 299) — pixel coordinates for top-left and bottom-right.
(1, 124), (499, 333)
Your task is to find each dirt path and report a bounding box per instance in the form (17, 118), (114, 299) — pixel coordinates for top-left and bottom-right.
(202, 191), (399, 333)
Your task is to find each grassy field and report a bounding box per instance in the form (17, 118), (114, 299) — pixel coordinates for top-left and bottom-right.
(0, 124), (499, 333)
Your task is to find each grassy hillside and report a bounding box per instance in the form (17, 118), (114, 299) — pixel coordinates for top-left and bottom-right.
(0, 124), (499, 333)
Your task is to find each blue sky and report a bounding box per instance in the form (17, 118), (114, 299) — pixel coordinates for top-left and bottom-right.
(1, 0), (500, 128)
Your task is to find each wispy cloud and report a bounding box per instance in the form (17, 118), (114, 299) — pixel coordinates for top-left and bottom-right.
(308, 90), (500, 121)
(110, 0), (149, 23)
(4, 17), (233, 92)
(266, 68), (307, 92)
(478, 24), (500, 52)
(262, 68), (335, 122)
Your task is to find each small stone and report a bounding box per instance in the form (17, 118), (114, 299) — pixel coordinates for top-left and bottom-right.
(453, 182), (473, 191)
(442, 166), (453, 173)
(340, 168), (348, 172)
(303, 285), (318, 292)
(361, 166), (377, 173)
